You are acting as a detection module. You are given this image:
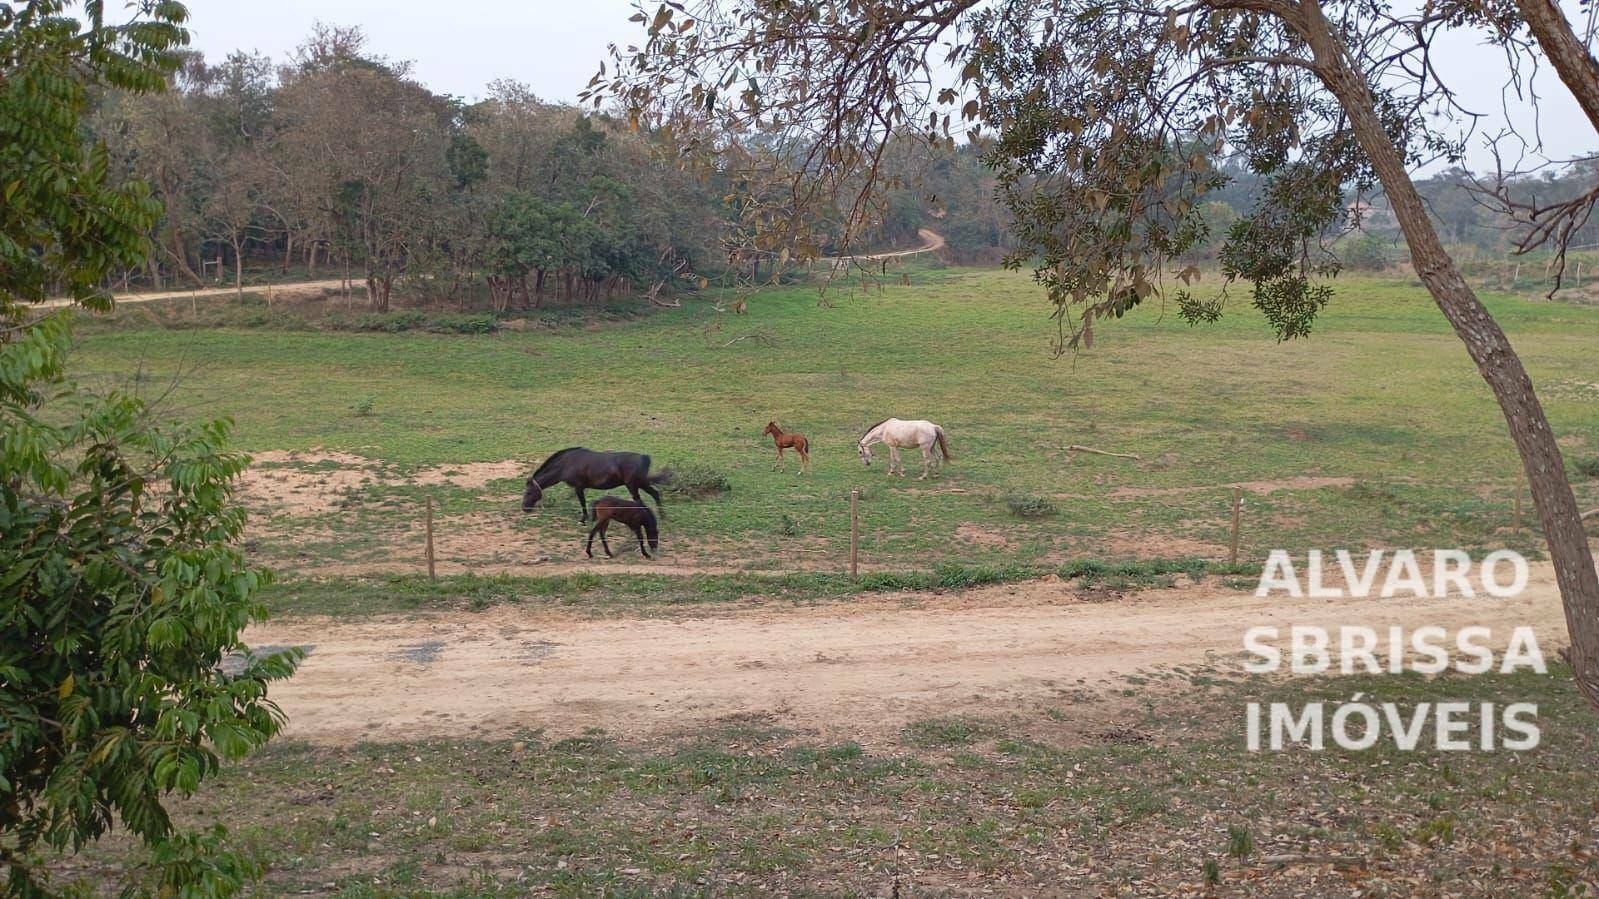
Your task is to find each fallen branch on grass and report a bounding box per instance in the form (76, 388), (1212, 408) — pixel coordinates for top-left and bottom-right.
(1582, 508), (1598, 520)
(1255, 853), (1366, 868)
(1066, 444), (1142, 460)
(721, 331), (774, 347)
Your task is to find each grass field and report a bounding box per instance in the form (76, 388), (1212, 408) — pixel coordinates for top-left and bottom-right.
(71, 265), (1599, 600)
(55, 663), (1599, 895)
(44, 267), (1599, 895)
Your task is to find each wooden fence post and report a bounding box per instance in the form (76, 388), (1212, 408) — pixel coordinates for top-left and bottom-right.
(425, 495), (437, 579)
(1514, 471), (1524, 535)
(849, 489), (860, 581)
(1229, 487), (1243, 567)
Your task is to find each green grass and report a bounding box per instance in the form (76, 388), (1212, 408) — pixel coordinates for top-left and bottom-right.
(72, 267), (1599, 584)
(260, 557), (1238, 617)
(46, 663), (1599, 895)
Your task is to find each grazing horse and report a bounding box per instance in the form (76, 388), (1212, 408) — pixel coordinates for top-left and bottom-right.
(857, 418), (952, 479)
(584, 496), (661, 559)
(762, 421), (812, 473)
(521, 447), (669, 522)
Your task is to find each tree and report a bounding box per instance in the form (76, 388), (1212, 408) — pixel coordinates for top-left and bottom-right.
(2, 2), (298, 892)
(486, 193), (566, 308)
(599, 0), (1599, 708)
(275, 28), (453, 309)
(91, 53), (215, 289)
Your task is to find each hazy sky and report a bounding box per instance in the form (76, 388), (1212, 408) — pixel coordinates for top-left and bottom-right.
(175, 0), (1596, 174)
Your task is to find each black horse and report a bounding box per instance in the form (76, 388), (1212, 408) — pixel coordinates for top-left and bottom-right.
(521, 447), (669, 522)
(584, 496), (661, 559)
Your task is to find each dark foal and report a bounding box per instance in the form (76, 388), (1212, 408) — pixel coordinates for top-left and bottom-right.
(584, 496), (661, 559)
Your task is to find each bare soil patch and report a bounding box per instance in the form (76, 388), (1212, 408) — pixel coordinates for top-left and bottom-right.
(248, 562), (1570, 747)
(1100, 475), (1355, 499)
(240, 451), (379, 516)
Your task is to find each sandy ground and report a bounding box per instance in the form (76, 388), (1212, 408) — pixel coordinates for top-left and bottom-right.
(249, 561), (1571, 746)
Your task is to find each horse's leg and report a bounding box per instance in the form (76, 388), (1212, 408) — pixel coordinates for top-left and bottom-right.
(585, 520), (603, 558)
(628, 484), (644, 506)
(631, 523), (651, 558)
(889, 446), (903, 476)
(642, 483), (664, 516)
(598, 520), (614, 557)
(574, 486), (588, 522)
(798, 446), (809, 473)
(919, 442), (934, 479)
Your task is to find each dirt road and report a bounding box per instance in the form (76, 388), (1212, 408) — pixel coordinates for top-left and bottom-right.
(816, 228), (946, 267)
(251, 563), (1570, 746)
(47, 231), (945, 310)
(40, 278), (349, 309)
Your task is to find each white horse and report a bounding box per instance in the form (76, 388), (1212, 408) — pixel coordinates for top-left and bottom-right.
(857, 418), (952, 479)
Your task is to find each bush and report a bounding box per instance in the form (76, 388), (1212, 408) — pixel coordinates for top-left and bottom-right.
(1341, 233), (1395, 271)
(1003, 491), (1059, 518)
(2, 317), (300, 893)
(664, 462), (732, 498)
(1574, 456), (1599, 479)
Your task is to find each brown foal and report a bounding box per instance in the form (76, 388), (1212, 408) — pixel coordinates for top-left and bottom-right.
(762, 421), (812, 473)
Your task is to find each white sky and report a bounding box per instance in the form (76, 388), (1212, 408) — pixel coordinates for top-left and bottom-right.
(174, 0), (1597, 174)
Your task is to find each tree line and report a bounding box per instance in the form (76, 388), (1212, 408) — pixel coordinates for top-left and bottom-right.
(89, 26), (734, 310)
(85, 25), (1024, 312)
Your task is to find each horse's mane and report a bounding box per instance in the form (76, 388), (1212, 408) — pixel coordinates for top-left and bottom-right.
(531, 447), (584, 477)
(860, 418), (893, 441)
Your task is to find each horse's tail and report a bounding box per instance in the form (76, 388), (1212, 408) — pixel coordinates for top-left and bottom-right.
(643, 509), (660, 551)
(935, 427), (953, 461)
(648, 467), (673, 485)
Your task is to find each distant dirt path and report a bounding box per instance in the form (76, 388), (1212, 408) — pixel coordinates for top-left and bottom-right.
(818, 228), (946, 266)
(46, 232), (946, 309)
(251, 562), (1570, 746)
(40, 278), (348, 309)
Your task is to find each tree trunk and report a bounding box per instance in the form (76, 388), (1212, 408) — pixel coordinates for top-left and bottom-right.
(1515, 0), (1599, 133)
(157, 171), (205, 287)
(534, 268), (547, 305)
(233, 238), (244, 299)
(1300, 0), (1599, 709)
(307, 240), (320, 278)
(365, 258), (381, 309)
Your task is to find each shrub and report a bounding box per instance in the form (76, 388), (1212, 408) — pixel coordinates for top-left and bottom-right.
(1574, 456), (1599, 479)
(664, 462), (732, 498)
(1341, 233), (1394, 271)
(1003, 491), (1058, 518)
(2, 318), (300, 893)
